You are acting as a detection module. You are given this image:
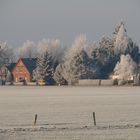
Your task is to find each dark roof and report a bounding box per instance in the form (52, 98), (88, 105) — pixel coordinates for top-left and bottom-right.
(21, 58), (37, 74)
(6, 63), (16, 72)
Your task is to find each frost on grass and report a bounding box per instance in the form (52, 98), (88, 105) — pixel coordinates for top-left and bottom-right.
(1, 87), (140, 139)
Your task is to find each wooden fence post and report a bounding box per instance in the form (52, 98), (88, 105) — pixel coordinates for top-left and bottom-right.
(93, 112), (96, 126)
(34, 114), (37, 126)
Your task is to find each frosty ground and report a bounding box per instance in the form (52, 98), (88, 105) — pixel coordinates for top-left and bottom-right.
(0, 86), (140, 140)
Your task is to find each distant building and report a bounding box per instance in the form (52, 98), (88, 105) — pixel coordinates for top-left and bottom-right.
(0, 63), (16, 81)
(12, 58), (37, 82)
(127, 74), (135, 81)
(110, 73), (135, 81)
(109, 74), (119, 80)
(133, 74), (140, 86)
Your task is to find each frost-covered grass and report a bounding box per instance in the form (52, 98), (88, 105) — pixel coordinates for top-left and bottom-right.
(0, 86), (140, 140)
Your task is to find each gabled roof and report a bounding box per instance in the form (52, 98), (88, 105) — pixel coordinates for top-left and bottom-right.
(21, 58), (37, 74)
(6, 63), (16, 72)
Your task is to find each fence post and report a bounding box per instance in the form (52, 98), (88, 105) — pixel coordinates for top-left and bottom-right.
(93, 112), (96, 126)
(34, 114), (37, 126)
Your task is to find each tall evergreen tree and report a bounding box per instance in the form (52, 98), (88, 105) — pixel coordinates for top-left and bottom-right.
(34, 51), (53, 84)
(113, 21), (140, 62)
(43, 51), (54, 84)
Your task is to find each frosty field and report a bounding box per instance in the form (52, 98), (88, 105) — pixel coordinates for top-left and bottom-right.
(0, 86), (140, 140)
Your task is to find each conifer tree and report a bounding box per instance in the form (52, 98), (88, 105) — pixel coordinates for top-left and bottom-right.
(34, 51), (53, 84)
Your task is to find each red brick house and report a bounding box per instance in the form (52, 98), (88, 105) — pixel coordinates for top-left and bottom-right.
(12, 58), (37, 82)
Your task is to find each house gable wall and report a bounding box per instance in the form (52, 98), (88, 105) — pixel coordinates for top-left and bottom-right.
(12, 59), (30, 82)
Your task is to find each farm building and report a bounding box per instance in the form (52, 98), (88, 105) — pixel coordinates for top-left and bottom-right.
(12, 58), (37, 82)
(0, 63), (16, 83)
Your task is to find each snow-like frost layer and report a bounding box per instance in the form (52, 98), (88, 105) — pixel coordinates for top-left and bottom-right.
(0, 86), (140, 140)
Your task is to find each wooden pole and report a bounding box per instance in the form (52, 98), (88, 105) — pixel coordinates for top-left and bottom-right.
(34, 114), (37, 126)
(93, 112), (96, 126)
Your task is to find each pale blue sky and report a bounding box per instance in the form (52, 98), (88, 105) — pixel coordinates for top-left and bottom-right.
(0, 0), (140, 47)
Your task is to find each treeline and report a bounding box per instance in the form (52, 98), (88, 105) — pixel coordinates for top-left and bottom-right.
(0, 21), (140, 85)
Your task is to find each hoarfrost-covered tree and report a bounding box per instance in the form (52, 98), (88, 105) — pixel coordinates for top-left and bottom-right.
(73, 49), (99, 79)
(6, 71), (12, 82)
(90, 36), (116, 78)
(86, 42), (98, 58)
(54, 35), (97, 85)
(0, 42), (14, 67)
(37, 39), (64, 68)
(33, 51), (54, 84)
(17, 40), (37, 58)
(63, 50), (91, 84)
(113, 21), (125, 37)
(95, 37), (114, 65)
(64, 35), (88, 61)
(113, 21), (139, 62)
(114, 54), (137, 80)
(114, 22), (128, 54)
(53, 64), (67, 85)
(63, 35), (88, 84)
